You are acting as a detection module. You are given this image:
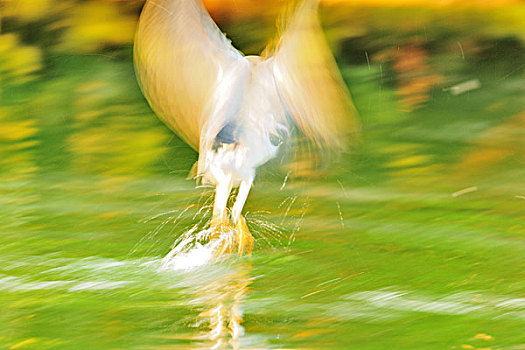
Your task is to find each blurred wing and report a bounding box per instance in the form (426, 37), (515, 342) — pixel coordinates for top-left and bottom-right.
(134, 0), (245, 150)
(267, 0), (358, 151)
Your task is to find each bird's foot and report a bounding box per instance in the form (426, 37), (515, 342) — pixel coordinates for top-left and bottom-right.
(205, 214), (253, 259)
(207, 216), (236, 259)
(234, 215), (254, 256)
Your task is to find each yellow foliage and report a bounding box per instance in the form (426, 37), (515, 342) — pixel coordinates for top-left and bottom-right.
(0, 106), (38, 142)
(474, 333), (494, 341)
(0, 33), (42, 84)
(0, 106), (38, 178)
(388, 155), (430, 168)
(3, 0), (54, 21)
(68, 122), (168, 176)
(487, 6), (525, 40)
(382, 143), (430, 170)
(9, 338), (38, 350)
(59, 1), (137, 52)
(63, 73), (169, 175)
(0, 120), (37, 141)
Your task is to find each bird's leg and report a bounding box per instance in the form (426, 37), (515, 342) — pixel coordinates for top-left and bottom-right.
(231, 179), (254, 256)
(211, 173), (232, 227)
(209, 173), (234, 257)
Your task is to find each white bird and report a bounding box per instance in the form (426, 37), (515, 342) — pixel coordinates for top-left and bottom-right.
(134, 0), (356, 257)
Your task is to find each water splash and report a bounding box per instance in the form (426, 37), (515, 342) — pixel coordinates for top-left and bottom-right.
(160, 225), (236, 271)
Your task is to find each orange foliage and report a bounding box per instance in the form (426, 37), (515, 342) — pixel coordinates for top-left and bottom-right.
(376, 43), (445, 112)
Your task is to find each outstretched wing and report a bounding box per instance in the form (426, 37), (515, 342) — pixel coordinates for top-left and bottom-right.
(266, 0), (358, 152)
(134, 0), (246, 150)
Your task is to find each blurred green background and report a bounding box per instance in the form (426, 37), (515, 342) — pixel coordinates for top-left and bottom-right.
(0, 0), (524, 349)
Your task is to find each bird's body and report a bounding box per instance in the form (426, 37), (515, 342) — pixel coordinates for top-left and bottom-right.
(134, 0), (356, 257)
(201, 56), (285, 187)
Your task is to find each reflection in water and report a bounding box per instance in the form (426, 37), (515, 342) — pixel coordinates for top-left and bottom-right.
(455, 111), (525, 180)
(374, 41), (445, 112)
(194, 264), (252, 350)
(161, 262), (254, 350)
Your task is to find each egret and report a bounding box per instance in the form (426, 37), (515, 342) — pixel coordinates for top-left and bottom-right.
(134, 0), (356, 258)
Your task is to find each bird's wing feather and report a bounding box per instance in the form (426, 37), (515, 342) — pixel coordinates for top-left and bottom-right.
(134, 0), (246, 150)
(265, 0), (358, 152)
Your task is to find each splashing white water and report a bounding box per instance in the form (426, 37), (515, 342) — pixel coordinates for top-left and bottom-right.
(160, 226), (235, 271)
(160, 240), (215, 271)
